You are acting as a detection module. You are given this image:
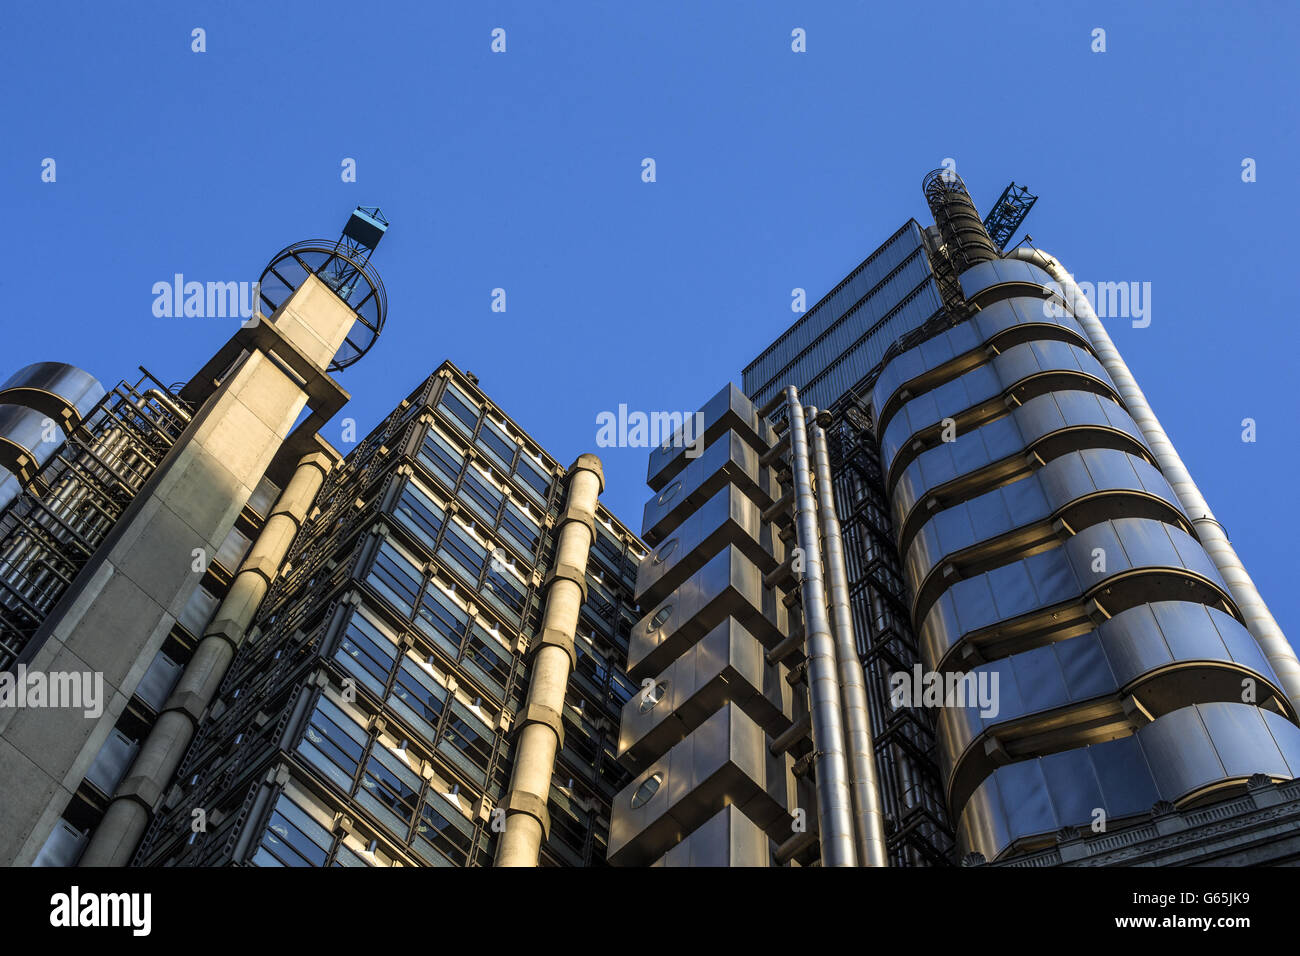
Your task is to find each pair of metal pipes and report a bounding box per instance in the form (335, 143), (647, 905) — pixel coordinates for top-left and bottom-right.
(773, 386), (888, 867)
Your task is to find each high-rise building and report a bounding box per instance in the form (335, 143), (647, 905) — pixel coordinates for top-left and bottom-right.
(607, 171), (1300, 867)
(6, 178), (1300, 871)
(0, 211), (645, 868)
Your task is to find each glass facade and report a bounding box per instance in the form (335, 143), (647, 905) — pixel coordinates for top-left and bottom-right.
(134, 363), (644, 868)
(742, 220), (944, 413)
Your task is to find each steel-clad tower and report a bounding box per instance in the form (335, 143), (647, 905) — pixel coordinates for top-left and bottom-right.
(607, 171), (1300, 867)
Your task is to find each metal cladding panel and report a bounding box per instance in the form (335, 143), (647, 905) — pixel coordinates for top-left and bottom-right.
(958, 702), (1300, 860)
(646, 383), (775, 493)
(607, 702), (785, 866)
(627, 545), (788, 682)
(0, 403), (60, 481)
(618, 616), (791, 766)
(0, 362), (105, 425)
(641, 429), (778, 546)
(890, 390), (1150, 540)
(904, 448), (1185, 601)
(957, 259), (1057, 307)
(936, 601), (1291, 814)
(880, 340), (1116, 476)
(652, 805), (770, 867)
(919, 517), (1233, 671)
(873, 297), (1091, 422)
(634, 483), (777, 608)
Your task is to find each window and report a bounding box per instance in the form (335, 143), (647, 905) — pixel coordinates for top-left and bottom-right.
(437, 519), (486, 586)
(630, 772), (663, 809)
(498, 501), (541, 558)
(460, 467), (503, 524)
(482, 565), (527, 622)
(336, 608), (399, 697)
(297, 698), (367, 793)
(388, 655), (446, 744)
(461, 624), (511, 699)
(413, 796), (474, 866)
(394, 478), (444, 552)
(438, 383), (480, 437)
(440, 698), (493, 782)
(419, 427), (465, 490)
(366, 541), (423, 617)
(513, 456), (551, 504)
(253, 793), (333, 867)
(476, 418), (518, 471)
(357, 748), (422, 841)
(415, 583), (467, 660)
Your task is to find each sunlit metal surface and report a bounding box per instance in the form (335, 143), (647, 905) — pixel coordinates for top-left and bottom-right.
(873, 297), (1088, 432)
(904, 448), (1187, 621)
(0, 362), (106, 425)
(918, 517), (1236, 673)
(937, 601), (1292, 816)
(957, 258), (1058, 308)
(880, 340), (1118, 479)
(958, 702), (1300, 861)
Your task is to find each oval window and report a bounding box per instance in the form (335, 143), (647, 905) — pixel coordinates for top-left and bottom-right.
(649, 605), (672, 630)
(652, 538), (678, 565)
(657, 481), (682, 506)
(639, 681), (668, 713)
(630, 772), (664, 809)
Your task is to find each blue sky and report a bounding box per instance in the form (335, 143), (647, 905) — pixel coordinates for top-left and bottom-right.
(4, 1), (1298, 637)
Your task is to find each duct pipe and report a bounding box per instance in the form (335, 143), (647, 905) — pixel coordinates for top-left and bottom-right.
(783, 386), (858, 867)
(808, 407), (890, 867)
(1005, 246), (1300, 711)
(79, 450), (333, 866)
(495, 454), (604, 866)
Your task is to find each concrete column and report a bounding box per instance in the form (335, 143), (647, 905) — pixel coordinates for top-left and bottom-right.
(494, 454), (603, 867)
(1, 274), (356, 866)
(78, 451), (332, 866)
(1004, 247), (1300, 712)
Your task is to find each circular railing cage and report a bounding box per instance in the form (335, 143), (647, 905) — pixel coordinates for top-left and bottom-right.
(258, 240), (388, 371)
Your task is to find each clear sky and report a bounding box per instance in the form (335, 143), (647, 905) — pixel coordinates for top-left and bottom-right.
(4, 2), (1297, 638)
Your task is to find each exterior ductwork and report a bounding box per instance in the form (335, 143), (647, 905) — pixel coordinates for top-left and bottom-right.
(784, 387), (857, 866)
(1003, 246), (1300, 711)
(0, 362), (106, 429)
(495, 454), (604, 866)
(808, 406), (889, 866)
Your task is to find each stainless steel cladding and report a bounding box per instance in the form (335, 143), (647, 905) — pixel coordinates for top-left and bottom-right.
(0, 362), (106, 428)
(611, 383), (811, 866)
(871, 251), (1300, 861)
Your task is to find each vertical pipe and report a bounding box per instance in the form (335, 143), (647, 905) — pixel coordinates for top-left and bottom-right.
(808, 407), (890, 866)
(783, 387), (857, 867)
(495, 454), (603, 867)
(1004, 246), (1300, 711)
(78, 450), (332, 866)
